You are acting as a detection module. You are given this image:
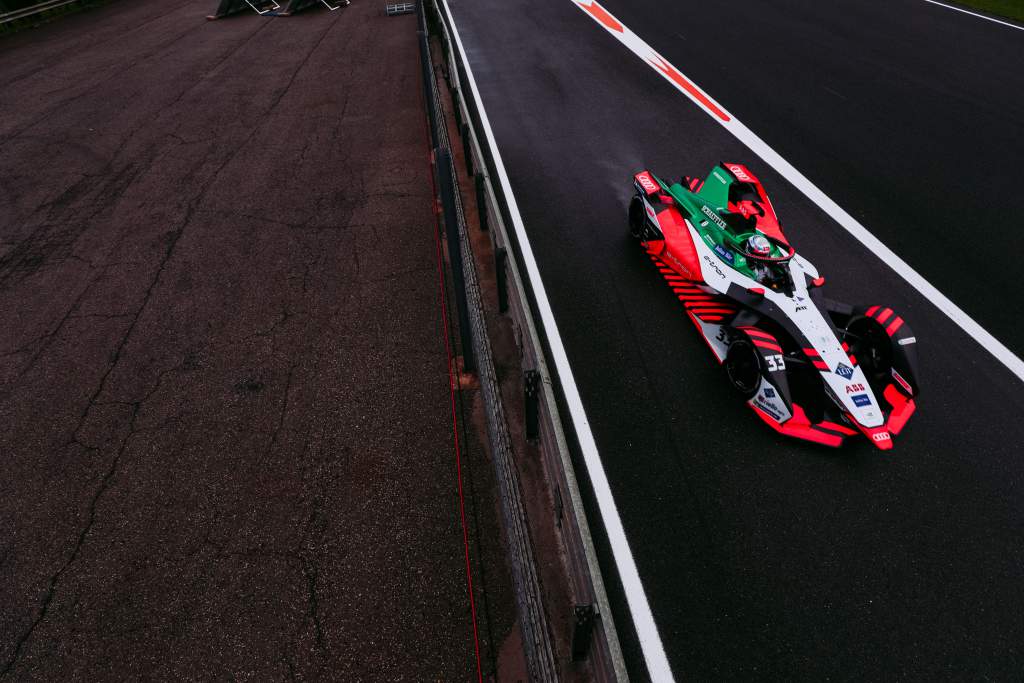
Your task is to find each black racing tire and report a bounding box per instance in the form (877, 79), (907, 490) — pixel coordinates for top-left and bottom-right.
(628, 196), (645, 239)
(725, 339), (762, 399)
(844, 315), (892, 383)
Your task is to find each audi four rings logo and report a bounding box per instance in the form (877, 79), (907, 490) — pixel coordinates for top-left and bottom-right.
(872, 432), (891, 442)
(637, 174), (658, 193)
(728, 165), (751, 181)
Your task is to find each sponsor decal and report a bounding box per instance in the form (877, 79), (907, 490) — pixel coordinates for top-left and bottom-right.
(898, 336), (917, 346)
(665, 252), (692, 278)
(701, 204), (729, 230)
(727, 165), (751, 182)
(872, 432), (891, 442)
(713, 244), (735, 263)
(794, 305), (808, 312)
(636, 173), (658, 194)
(645, 205), (656, 219)
(712, 170), (728, 184)
(891, 368), (913, 394)
(835, 362), (854, 380)
(845, 383), (865, 394)
(755, 395), (782, 421)
(851, 393), (872, 407)
(764, 387), (776, 398)
(702, 255), (726, 279)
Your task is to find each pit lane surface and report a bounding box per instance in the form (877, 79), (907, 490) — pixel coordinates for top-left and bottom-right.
(0, 2), (517, 679)
(445, 0), (1024, 678)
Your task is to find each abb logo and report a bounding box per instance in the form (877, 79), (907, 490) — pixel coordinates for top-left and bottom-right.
(872, 432), (891, 442)
(728, 165), (751, 182)
(845, 383), (865, 394)
(636, 173), (659, 194)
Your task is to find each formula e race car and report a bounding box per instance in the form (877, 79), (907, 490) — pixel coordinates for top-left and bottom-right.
(628, 164), (919, 450)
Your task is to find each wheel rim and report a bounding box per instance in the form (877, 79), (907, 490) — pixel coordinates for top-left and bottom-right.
(726, 341), (761, 396)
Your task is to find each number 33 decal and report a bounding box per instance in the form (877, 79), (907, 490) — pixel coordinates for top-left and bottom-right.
(766, 354), (786, 372)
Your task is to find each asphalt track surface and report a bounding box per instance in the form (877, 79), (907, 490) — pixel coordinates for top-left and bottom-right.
(446, 0), (1024, 679)
(0, 1), (516, 679)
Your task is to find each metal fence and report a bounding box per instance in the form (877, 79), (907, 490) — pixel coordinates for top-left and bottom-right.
(1, 0), (84, 26)
(421, 1), (629, 680)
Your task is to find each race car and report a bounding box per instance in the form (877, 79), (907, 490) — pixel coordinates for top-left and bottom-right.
(628, 163), (918, 450)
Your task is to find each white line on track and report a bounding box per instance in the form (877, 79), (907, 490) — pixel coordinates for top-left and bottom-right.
(922, 0), (1024, 31)
(571, 0), (1024, 384)
(436, 1), (676, 680)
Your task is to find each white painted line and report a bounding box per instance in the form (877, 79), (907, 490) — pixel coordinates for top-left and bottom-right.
(436, 1), (676, 680)
(922, 0), (1024, 31)
(571, 0), (1024, 384)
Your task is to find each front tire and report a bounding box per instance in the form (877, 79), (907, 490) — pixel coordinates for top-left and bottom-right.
(725, 339), (762, 399)
(844, 316), (892, 385)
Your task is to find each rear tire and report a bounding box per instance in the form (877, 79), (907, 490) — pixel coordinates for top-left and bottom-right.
(725, 339), (762, 399)
(628, 196), (645, 239)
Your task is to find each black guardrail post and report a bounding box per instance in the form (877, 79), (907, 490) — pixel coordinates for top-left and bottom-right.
(571, 604), (596, 662)
(495, 247), (508, 313)
(524, 369), (540, 441)
(437, 148), (476, 373)
(460, 123), (474, 176)
(474, 174), (488, 232)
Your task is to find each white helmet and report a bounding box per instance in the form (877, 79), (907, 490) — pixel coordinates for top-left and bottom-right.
(746, 234), (772, 256)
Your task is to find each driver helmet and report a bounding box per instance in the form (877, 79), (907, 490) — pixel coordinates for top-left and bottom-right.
(746, 234), (772, 257)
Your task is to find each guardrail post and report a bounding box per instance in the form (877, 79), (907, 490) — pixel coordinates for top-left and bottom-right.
(474, 174), (488, 232)
(524, 370), (540, 441)
(571, 604), (596, 662)
(437, 148), (476, 373)
(452, 90), (463, 127)
(495, 247), (508, 313)
(461, 123), (474, 176)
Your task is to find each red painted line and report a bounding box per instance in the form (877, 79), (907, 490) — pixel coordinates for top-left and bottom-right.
(424, 103), (484, 682)
(866, 305), (880, 317)
(648, 55), (731, 122)
(578, 1), (623, 32)
(875, 307), (894, 324)
(886, 316), (904, 336)
(432, 216), (485, 683)
(803, 347), (820, 357)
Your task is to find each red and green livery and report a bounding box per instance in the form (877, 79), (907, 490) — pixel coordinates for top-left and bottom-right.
(629, 163), (919, 450)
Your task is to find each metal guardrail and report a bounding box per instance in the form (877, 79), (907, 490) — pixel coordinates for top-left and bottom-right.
(418, 3), (558, 678)
(1, 0), (82, 26)
(424, 1), (630, 680)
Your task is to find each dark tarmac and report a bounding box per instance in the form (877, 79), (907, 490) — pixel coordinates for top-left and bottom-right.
(0, 1), (517, 679)
(446, 0), (1024, 679)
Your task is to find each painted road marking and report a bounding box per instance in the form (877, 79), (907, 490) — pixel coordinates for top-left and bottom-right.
(572, 0), (1024, 384)
(922, 0), (1024, 31)
(437, 1), (676, 680)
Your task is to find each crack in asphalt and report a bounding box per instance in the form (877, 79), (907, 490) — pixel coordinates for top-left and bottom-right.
(0, 50), (322, 669)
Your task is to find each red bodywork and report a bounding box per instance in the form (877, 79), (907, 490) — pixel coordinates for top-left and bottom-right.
(633, 167), (918, 450)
